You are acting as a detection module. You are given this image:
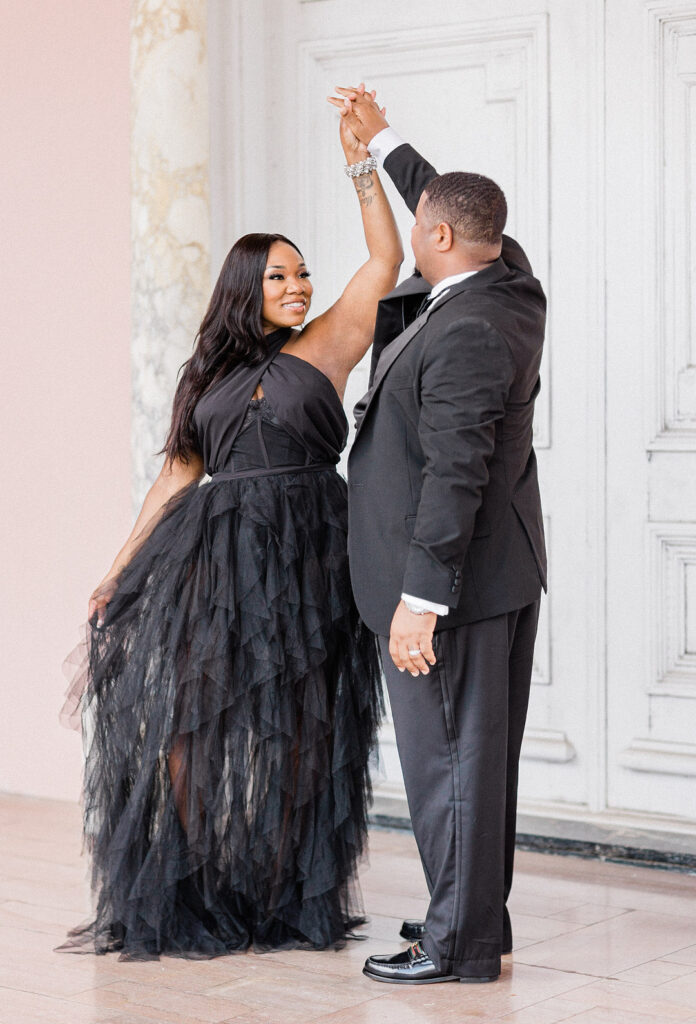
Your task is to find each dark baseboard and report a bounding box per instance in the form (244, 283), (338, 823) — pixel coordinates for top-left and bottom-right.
(369, 801), (696, 874)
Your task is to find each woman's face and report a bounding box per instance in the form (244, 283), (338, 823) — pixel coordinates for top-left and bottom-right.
(261, 241), (313, 333)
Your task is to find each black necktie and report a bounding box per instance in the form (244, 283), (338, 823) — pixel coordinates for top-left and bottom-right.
(415, 287), (450, 318)
(415, 293), (434, 317)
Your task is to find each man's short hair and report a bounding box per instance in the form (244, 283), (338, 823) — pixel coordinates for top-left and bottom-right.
(423, 171), (507, 246)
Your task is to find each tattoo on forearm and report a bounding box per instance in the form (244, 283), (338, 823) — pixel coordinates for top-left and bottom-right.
(354, 171), (375, 207)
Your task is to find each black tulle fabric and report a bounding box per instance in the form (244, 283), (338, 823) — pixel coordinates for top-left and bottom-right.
(59, 340), (383, 961)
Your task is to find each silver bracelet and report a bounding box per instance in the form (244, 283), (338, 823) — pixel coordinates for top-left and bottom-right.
(344, 157), (377, 178)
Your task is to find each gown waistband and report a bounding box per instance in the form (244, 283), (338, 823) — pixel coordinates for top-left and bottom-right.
(209, 462), (337, 482)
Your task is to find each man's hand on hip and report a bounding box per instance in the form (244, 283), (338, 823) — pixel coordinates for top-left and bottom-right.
(389, 601), (437, 677)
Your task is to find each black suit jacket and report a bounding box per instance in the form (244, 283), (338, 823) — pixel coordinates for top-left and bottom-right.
(348, 143), (547, 637)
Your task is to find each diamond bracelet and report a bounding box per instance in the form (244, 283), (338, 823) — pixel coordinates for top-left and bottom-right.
(344, 157), (378, 178)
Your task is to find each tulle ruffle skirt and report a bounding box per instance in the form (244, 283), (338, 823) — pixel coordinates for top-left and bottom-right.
(59, 469), (382, 960)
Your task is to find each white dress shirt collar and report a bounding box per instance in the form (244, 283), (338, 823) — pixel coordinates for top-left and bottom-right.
(428, 270), (477, 304)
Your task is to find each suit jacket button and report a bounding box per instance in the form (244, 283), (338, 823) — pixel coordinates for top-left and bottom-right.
(451, 585), (457, 593)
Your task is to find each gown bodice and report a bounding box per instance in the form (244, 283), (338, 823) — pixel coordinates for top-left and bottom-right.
(192, 335), (348, 478)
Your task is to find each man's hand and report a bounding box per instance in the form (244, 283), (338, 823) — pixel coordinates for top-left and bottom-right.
(327, 83), (389, 148)
(389, 600), (437, 676)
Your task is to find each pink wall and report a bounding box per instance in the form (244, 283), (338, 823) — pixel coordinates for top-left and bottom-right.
(0, 1), (132, 800)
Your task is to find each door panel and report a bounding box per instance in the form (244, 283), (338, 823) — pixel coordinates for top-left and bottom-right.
(605, 0), (696, 819)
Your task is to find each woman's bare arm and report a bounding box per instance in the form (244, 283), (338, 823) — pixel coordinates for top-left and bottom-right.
(295, 115), (403, 393)
(89, 452), (204, 623)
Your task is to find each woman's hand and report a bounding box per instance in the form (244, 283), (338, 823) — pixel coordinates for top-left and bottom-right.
(339, 109), (369, 165)
(85, 454), (204, 628)
(88, 575), (119, 627)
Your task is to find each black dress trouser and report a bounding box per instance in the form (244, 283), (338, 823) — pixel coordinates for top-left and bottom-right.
(378, 598), (540, 979)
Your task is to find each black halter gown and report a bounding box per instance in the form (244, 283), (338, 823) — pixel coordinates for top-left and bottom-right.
(59, 328), (383, 960)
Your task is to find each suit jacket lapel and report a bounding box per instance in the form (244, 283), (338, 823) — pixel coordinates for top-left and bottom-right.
(369, 275), (428, 385)
(354, 258), (509, 436)
(353, 306), (432, 433)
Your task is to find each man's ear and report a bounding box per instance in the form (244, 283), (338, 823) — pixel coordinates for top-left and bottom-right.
(434, 221), (455, 252)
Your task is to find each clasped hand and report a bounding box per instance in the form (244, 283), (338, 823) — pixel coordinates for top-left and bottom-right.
(327, 84), (389, 148)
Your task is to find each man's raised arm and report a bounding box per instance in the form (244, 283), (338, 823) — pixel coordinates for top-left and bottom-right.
(329, 87), (533, 276)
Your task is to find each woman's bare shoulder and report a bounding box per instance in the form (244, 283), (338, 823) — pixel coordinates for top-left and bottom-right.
(278, 324), (347, 399)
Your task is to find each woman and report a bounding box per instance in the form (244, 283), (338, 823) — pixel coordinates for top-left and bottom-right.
(58, 113), (402, 960)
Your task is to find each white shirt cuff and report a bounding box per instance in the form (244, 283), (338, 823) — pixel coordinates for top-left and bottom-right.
(401, 593), (449, 617)
(367, 126), (405, 166)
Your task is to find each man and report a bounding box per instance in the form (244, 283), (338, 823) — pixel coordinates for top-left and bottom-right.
(330, 88), (547, 984)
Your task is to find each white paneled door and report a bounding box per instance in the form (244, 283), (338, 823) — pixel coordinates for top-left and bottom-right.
(209, 0), (696, 830)
(605, 0), (696, 820)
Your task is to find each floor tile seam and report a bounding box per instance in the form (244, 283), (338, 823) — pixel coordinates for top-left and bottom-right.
(0, 895), (89, 913)
(94, 977), (263, 1005)
(652, 967), (696, 987)
(496, 997), (600, 1024)
(507, 977), (610, 1018)
(666, 943), (696, 961)
(532, 904), (696, 933)
(66, 977), (241, 1002)
(0, 976), (108, 1000)
(546, 906), (634, 922)
(0, 919), (77, 940)
(201, 972), (358, 998)
(510, 960), (610, 983)
(515, 901), (585, 917)
(200, 980), (370, 1007)
(292, 990), (418, 1024)
(85, 976), (370, 1019)
(514, 919), (602, 941)
(505, 918), (617, 954)
(0, 898), (82, 917)
(518, 880), (696, 905)
(536, 900), (595, 917)
(490, 980), (605, 1023)
(202, 951), (377, 988)
(0, 847), (87, 864)
(559, 1009), (619, 1024)
(610, 959), (696, 984)
(0, 981), (120, 1011)
(220, 1003), (380, 1024)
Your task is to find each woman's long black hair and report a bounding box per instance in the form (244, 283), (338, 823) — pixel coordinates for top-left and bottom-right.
(160, 232), (303, 465)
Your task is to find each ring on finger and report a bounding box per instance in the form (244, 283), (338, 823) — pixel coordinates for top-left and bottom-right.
(408, 648), (421, 657)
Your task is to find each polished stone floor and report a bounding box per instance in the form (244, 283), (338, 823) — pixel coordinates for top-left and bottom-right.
(1, 793), (696, 1023)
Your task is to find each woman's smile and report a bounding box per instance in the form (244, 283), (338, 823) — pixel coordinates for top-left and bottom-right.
(262, 240), (314, 331)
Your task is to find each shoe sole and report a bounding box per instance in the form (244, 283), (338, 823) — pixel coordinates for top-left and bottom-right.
(363, 968), (499, 985)
(363, 968), (460, 984)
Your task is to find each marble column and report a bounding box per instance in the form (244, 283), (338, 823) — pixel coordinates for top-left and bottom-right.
(130, 0), (210, 508)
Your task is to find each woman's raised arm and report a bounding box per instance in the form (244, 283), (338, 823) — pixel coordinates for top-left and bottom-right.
(299, 113), (403, 388)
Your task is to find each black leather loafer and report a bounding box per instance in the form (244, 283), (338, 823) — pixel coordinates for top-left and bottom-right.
(363, 941), (499, 985)
(399, 919), (512, 954)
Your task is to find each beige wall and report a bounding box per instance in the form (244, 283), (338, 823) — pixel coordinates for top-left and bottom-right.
(0, 1), (132, 800)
